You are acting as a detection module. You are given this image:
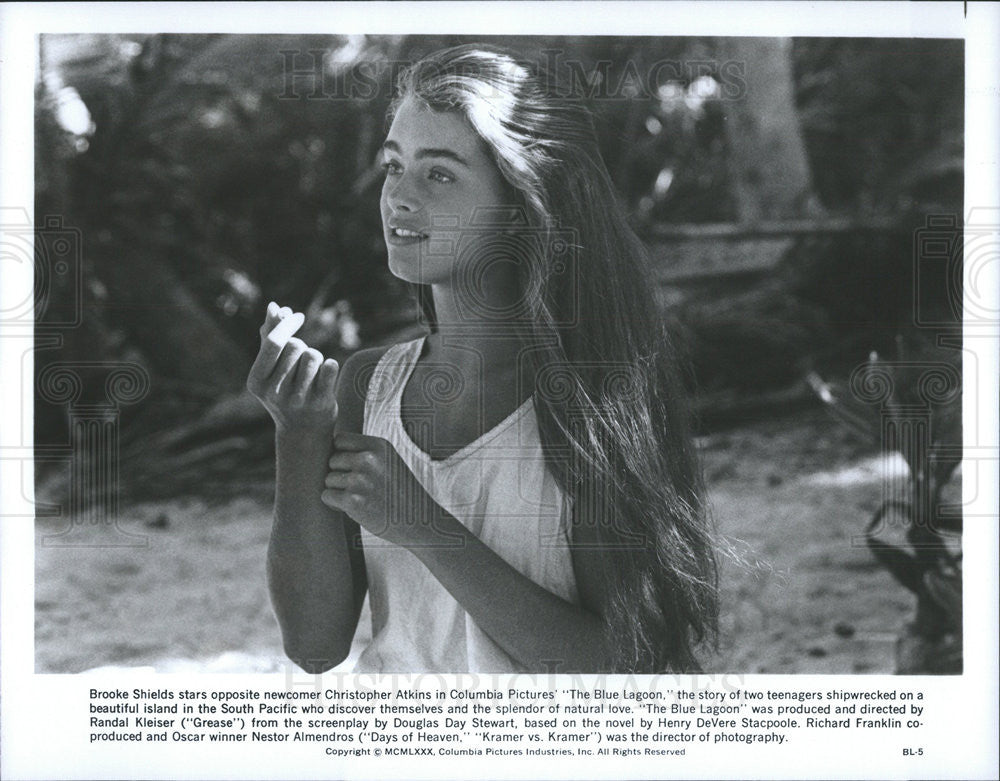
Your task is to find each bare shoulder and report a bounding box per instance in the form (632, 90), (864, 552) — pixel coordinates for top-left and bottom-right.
(334, 344), (394, 434)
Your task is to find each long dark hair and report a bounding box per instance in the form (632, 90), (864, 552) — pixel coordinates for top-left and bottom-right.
(392, 44), (718, 673)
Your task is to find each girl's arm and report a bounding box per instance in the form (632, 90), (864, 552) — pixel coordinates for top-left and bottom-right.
(323, 433), (614, 672)
(268, 421), (363, 673)
(248, 303), (381, 673)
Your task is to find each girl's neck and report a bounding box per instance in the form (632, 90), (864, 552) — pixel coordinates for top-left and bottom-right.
(425, 282), (536, 379)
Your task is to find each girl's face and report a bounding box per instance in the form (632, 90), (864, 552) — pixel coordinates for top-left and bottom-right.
(379, 97), (515, 288)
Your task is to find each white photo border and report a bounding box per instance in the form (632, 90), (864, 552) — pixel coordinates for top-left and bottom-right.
(1, 2), (996, 780)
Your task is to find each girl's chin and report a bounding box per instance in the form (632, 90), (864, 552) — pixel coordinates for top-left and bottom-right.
(387, 256), (445, 286)
(387, 249), (456, 286)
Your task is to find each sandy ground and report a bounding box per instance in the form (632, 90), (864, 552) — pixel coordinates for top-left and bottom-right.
(35, 408), (937, 675)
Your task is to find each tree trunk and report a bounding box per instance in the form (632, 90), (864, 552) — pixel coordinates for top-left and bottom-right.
(718, 37), (824, 222)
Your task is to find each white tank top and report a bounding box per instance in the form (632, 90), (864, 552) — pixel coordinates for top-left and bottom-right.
(355, 336), (580, 672)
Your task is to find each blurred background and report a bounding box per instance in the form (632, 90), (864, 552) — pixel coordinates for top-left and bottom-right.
(33, 35), (964, 674)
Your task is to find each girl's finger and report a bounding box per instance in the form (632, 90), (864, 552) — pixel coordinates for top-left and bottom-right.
(266, 310), (304, 344)
(269, 337), (307, 389)
(325, 471), (352, 489)
(320, 489), (352, 513)
(286, 349), (324, 400)
(328, 451), (361, 471)
(312, 359), (340, 402)
(258, 301), (279, 338)
(256, 312), (305, 373)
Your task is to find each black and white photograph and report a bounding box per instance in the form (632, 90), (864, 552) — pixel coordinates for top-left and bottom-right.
(28, 30), (968, 675)
(1, 2), (997, 780)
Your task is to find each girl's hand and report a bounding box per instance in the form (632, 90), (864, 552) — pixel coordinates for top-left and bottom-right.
(321, 432), (442, 548)
(247, 302), (340, 434)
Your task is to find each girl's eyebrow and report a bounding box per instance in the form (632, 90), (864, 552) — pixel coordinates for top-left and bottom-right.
(381, 139), (470, 168)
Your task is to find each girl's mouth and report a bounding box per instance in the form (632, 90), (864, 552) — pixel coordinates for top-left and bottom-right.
(387, 226), (429, 245)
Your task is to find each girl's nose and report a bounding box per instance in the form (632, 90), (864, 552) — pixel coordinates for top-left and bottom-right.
(385, 172), (419, 213)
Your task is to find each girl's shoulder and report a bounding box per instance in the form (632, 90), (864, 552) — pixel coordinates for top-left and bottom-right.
(335, 344), (392, 434)
(335, 337), (423, 433)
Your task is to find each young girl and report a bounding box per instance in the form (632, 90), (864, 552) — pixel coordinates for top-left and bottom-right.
(247, 44), (718, 674)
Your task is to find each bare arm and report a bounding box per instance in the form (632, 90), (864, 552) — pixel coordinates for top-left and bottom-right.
(322, 432), (614, 672)
(247, 303), (383, 672)
(268, 425), (361, 673)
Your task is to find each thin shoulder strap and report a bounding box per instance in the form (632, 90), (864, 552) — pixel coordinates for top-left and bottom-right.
(363, 337), (424, 434)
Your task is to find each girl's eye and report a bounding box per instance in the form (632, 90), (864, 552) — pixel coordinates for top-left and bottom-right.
(429, 169), (454, 184)
(380, 161), (453, 183)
